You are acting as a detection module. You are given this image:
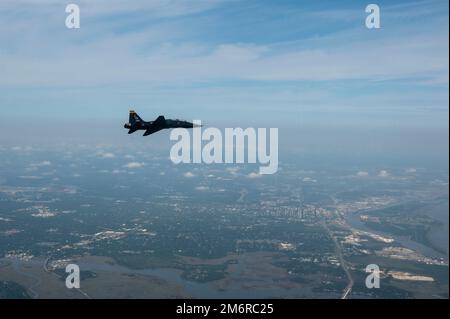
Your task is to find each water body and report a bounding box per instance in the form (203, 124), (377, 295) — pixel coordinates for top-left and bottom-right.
(3, 257), (323, 298)
(345, 210), (448, 261)
(75, 261), (312, 298)
(425, 200), (449, 256)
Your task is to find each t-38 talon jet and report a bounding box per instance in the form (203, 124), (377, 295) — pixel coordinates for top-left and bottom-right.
(124, 110), (198, 136)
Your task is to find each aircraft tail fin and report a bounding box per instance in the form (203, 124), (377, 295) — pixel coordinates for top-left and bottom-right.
(129, 110), (143, 124)
(154, 115), (166, 125)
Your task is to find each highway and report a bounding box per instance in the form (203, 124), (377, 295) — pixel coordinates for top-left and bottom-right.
(322, 222), (354, 299)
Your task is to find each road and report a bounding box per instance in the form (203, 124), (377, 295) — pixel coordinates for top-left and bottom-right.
(322, 222), (354, 299)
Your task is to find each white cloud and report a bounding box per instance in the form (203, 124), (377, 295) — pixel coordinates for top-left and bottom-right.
(19, 175), (42, 180)
(36, 160), (52, 166)
(247, 172), (262, 178)
(28, 161), (52, 169)
(82, 0), (221, 18)
(227, 167), (240, 175)
(378, 170), (389, 178)
(356, 171), (369, 177)
(0, 5), (447, 86)
(406, 168), (417, 173)
(98, 152), (115, 158)
(14, 35), (443, 85)
(195, 186), (209, 191)
(124, 162), (144, 169)
(0, 0), (447, 130)
(302, 177), (317, 183)
(183, 172), (195, 177)
(0, 0), (222, 18)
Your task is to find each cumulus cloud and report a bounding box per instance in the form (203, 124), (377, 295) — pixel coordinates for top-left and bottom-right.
(226, 167), (240, 175)
(124, 162), (144, 169)
(183, 172), (195, 178)
(302, 177), (317, 183)
(195, 186), (209, 191)
(19, 175), (42, 180)
(31, 160), (52, 167)
(378, 170), (389, 178)
(98, 152), (115, 159)
(356, 171), (369, 177)
(247, 172), (262, 178)
(406, 168), (417, 173)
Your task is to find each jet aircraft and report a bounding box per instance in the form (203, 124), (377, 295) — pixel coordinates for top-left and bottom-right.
(124, 110), (197, 136)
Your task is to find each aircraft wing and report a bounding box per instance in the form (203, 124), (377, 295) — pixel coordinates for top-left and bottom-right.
(143, 126), (163, 136)
(165, 119), (195, 128)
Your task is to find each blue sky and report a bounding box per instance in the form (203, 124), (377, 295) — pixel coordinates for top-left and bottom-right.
(0, 0), (448, 128)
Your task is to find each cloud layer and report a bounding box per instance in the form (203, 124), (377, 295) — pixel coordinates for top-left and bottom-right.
(0, 0), (448, 127)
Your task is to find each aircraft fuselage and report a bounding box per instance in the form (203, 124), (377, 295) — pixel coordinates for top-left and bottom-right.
(124, 111), (196, 136)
